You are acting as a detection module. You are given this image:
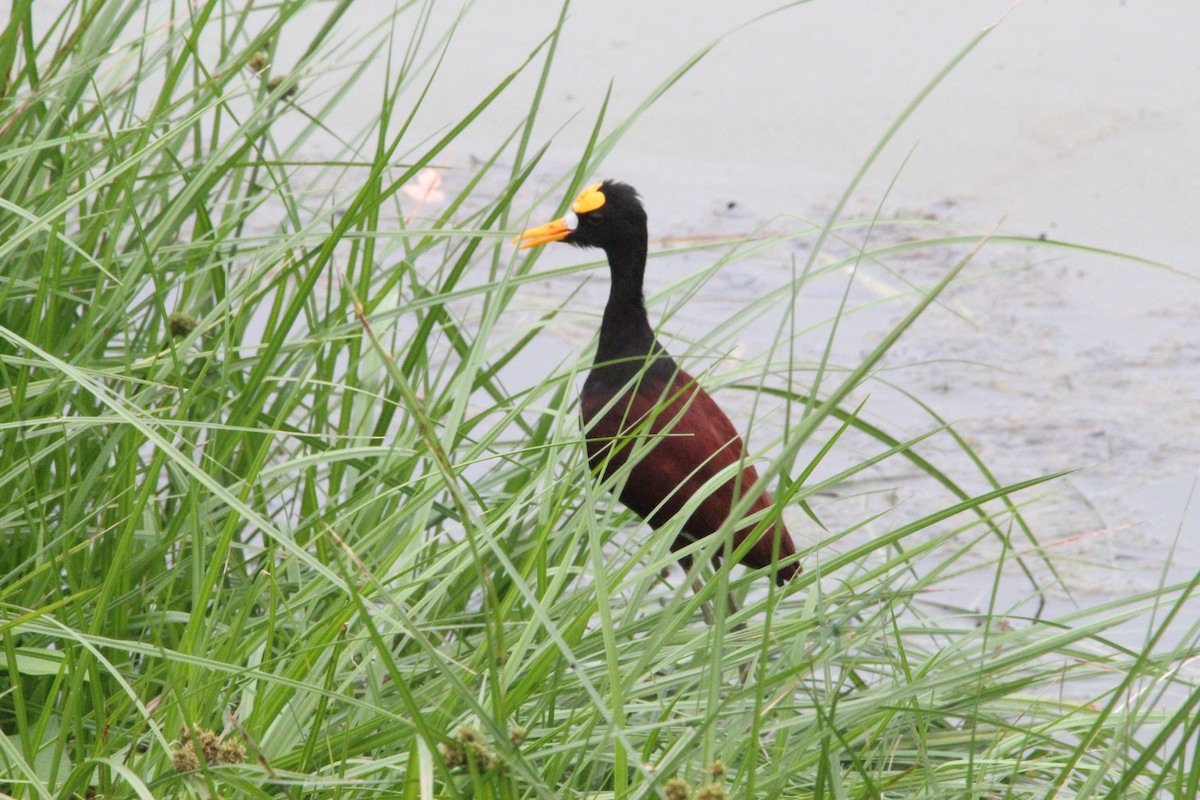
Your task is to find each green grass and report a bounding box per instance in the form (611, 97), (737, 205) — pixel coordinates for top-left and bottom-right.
(2, 2), (1198, 799)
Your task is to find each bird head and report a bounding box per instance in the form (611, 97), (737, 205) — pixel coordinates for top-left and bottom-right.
(513, 180), (647, 253)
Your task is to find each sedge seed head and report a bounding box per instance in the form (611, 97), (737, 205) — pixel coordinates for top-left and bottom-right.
(664, 778), (691, 800)
(695, 782), (727, 800)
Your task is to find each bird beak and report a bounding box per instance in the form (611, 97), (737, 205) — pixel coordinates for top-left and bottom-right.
(512, 217), (571, 250)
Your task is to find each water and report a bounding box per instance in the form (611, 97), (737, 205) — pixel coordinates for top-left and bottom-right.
(270, 1), (1200, 614)
(26, 0), (1200, 619)
(385, 0), (1200, 616)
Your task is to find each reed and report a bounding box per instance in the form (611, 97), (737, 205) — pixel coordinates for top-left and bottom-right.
(1, 2), (1195, 798)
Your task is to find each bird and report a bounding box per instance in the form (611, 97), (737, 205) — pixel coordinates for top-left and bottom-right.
(514, 180), (800, 588)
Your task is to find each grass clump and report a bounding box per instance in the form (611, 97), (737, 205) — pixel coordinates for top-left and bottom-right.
(1, 2), (1197, 800)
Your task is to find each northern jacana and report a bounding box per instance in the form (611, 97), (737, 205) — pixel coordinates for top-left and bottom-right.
(515, 180), (800, 587)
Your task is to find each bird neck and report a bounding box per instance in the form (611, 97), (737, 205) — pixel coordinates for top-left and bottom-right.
(593, 240), (676, 383)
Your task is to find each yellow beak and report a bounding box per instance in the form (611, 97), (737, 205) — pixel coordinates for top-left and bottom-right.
(512, 217), (572, 250)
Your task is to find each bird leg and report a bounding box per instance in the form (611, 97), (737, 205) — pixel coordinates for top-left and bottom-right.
(675, 552), (758, 684)
(710, 554), (757, 684)
(718, 587), (758, 685)
(694, 576), (717, 627)
(679, 549), (745, 635)
(725, 589), (742, 623)
(690, 564), (746, 633)
(676, 552), (716, 625)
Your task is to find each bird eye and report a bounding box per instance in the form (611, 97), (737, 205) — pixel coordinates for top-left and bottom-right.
(587, 212), (603, 224)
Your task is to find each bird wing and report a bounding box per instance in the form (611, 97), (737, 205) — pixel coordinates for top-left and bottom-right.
(581, 368), (796, 577)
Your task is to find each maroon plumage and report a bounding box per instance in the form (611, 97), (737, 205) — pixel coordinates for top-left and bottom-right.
(516, 180), (800, 585)
(581, 367), (797, 585)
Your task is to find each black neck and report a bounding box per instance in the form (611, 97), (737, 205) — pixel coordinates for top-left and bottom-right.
(592, 239), (676, 385)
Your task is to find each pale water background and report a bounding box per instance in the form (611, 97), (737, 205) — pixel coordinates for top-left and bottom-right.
(309, 0), (1200, 615)
(30, 2), (1200, 627)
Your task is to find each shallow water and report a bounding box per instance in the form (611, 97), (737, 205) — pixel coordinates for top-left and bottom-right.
(378, 0), (1200, 621)
(28, 1), (1199, 626)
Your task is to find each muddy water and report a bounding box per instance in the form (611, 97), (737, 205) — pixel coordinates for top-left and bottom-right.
(372, 1), (1199, 618)
(30, 3), (1199, 622)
